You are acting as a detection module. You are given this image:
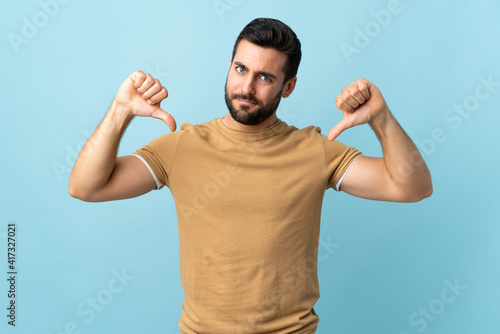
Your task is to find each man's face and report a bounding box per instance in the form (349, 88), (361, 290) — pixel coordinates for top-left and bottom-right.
(225, 39), (289, 125)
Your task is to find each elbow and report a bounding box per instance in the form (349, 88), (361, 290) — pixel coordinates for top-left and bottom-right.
(68, 173), (83, 200)
(68, 172), (110, 202)
(410, 187), (432, 203)
(419, 177), (434, 201)
(68, 185), (87, 201)
(423, 182), (433, 199)
(68, 177), (82, 200)
(405, 181), (433, 203)
(68, 181), (95, 202)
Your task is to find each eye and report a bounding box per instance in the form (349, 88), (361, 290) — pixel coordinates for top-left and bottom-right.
(236, 66), (245, 73)
(260, 75), (271, 82)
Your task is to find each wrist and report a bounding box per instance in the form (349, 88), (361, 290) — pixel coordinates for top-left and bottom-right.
(369, 106), (392, 133)
(108, 99), (135, 127)
(99, 99), (135, 135)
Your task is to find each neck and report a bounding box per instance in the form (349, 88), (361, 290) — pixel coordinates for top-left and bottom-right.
(222, 113), (279, 131)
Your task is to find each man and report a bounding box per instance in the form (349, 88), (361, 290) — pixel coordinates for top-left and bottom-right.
(69, 18), (432, 334)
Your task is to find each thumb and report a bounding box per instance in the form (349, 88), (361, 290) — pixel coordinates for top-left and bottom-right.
(327, 120), (350, 141)
(150, 107), (177, 132)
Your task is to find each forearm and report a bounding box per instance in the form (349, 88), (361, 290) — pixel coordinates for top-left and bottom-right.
(69, 100), (133, 198)
(370, 108), (432, 200)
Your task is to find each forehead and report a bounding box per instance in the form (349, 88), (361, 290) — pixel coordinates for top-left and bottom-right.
(233, 39), (287, 78)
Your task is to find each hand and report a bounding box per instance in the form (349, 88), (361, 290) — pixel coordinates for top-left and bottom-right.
(328, 78), (388, 141)
(114, 70), (176, 132)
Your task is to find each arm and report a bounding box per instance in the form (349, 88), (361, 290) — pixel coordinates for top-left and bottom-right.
(328, 79), (432, 203)
(68, 70), (176, 202)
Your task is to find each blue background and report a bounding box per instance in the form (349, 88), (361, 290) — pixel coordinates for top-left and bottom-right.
(1, 0), (499, 333)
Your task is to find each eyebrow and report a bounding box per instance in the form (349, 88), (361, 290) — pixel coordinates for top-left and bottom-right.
(233, 61), (278, 80)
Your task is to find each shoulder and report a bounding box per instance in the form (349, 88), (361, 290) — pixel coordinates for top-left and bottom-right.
(279, 122), (321, 136)
(177, 118), (219, 137)
(285, 123), (358, 157)
(148, 119), (218, 144)
(296, 124), (322, 136)
(280, 123), (326, 144)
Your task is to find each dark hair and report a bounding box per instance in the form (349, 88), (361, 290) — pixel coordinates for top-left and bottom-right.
(232, 18), (302, 84)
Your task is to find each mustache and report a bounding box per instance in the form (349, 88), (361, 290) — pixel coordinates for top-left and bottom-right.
(231, 94), (260, 105)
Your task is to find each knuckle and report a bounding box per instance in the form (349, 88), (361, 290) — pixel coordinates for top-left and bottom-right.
(133, 72), (146, 86)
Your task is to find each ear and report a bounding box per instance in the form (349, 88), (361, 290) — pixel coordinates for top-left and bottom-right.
(282, 77), (297, 98)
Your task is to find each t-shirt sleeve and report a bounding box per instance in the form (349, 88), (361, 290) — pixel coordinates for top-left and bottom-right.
(132, 131), (183, 189)
(319, 134), (363, 191)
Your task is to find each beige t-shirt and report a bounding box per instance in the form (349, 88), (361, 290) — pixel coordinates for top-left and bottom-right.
(134, 117), (362, 334)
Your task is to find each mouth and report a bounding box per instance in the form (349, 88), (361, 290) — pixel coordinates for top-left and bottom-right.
(237, 99), (257, 106)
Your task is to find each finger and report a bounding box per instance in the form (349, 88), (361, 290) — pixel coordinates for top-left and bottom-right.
(347, 81), (366, 105)
(150, 108), (177, 132)
(335, 95), (355, 113)
(147, 86), (169, 105)
(327, 120), (350, 141)
(340, 87), (360, 109)
(130, 70), (146, 89)
(137, 73), (155, 94)
(357, 78), (371, 101)
(142, 78), (163, 101)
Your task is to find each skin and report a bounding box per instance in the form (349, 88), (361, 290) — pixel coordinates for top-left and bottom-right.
(68, 71), (170, 201)
(222, 39), (297, 130)
(329, 78), (433, 202)
(69, 39), (432, 203)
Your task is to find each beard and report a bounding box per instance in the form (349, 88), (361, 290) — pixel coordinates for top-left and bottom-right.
(224, 81), (283, 126)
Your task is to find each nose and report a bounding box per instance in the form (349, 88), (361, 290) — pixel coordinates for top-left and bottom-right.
(240, 75), (256, 96)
